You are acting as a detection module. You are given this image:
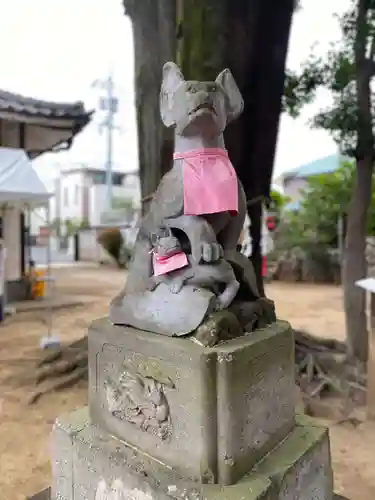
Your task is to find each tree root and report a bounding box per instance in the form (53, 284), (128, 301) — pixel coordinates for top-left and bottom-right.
(294, 328), (367, 418)
(28, 367), (88, 405)
(36, 352), (88, 384)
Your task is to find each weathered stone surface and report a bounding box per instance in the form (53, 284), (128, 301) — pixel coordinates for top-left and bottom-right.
(27, 488), (51, 500)
(192, 310), (244, 347)
(203, 477), (274, 500)
(89, 318), (218, 483)
(216, 322), (295, 484)
(52, 406), (274, 500)
(110, 283), (217, 337)
(251, 414), (334, 500)
(53, 407), (180, 500)
(89, 318), (295, 485)
(51, 408), (335, 500)
(30, 486), (348, 500)
(52, 407), (89, 500)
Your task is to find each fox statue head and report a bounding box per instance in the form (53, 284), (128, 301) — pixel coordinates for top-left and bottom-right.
(160, 62), (244, 138)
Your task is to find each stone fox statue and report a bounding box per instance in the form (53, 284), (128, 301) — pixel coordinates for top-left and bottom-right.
(148, 226), (240, 310)
(113, 61), (260, 305)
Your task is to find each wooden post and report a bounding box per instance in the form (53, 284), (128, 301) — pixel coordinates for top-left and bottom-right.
(355, 278), (375, 419)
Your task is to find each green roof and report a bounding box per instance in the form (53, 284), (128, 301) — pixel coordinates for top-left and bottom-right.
(283, 155), (344, 179)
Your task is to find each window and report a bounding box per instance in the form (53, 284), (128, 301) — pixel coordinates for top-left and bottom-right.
(91, 171), (124, 186)
(92, 172), (106, 185)
(64, 186), (69, 207)
(112, 173), (124, 186)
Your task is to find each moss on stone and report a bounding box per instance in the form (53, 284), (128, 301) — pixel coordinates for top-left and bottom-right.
(177, 0), (226, 81)
(193, 310), (243, 347)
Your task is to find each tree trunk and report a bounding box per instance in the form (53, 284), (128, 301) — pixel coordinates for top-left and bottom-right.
(343, 160), (372, 362)
(177, 0), (226, 81)
(343, 0), (374, 363)
(127, 0), (293, 288)
(229, 0), (294, 295)
(124, 0), (176, 213)
(178, 0), (294, 295)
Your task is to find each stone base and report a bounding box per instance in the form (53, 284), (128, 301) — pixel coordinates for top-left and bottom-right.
(51, 407), (334, 500)
(88, 319), (295, 484)
(27, 488), (51, 500)
(28, 489), (349, 500)
(251, 414), (334, 499)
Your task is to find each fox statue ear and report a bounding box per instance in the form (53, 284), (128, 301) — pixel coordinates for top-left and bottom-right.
(215, 69), (244, 123)
(160, 62), (185, 127)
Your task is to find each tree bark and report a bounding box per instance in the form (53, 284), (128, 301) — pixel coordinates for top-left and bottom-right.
(178, 0), (294, 295)
(127, 0), (294, 292)
(230, 0), (294, 295)
(343, 0), (373, 363)
(344, 161), (372, 362)
(124, 0), (176, 213)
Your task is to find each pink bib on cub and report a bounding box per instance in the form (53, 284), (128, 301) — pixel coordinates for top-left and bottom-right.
(152, 251), (188, 276)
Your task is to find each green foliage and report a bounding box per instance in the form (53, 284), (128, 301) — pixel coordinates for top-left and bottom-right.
(64, 218), (80, 237)
(283, 1), (375, 157)
(80, 218), (90, 229)
(282, 60), (326, 118)
(111, 196), (134, 212)
(101, 197), (135, 225)
(270, 189), (290, 212)
(278, 161), (375, 250)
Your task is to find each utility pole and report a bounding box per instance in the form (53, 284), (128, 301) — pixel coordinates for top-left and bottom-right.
(92, 72), (119, 211)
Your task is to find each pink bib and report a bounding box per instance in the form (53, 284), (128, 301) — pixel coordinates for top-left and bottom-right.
(152, 251), (189, 276)
(173, 148), (238, 216)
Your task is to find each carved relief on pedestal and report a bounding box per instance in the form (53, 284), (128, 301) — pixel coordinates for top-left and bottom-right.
(104, 364), (174, 441)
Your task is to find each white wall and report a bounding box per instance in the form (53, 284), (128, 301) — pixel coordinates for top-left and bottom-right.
(30, 208), (48, 234)
(89, 183), (140, 226)
(58, 171), (85, 222)
(122, 173), (141, 208)
(48, 194), (57, 222)
(53, 170), (141, 227)
(282, 177), (308, 204)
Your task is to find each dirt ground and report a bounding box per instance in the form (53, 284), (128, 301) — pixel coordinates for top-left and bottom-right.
(0, 265), (374, 500)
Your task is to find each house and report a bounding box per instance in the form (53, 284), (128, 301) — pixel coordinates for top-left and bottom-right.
(52, 165), (140, 227)
(0, 89), (91, 301)
(280, 154), (342, 211)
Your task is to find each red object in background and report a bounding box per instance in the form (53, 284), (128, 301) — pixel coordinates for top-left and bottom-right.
(266, 215), (276, 232)
(262, 255), (267, 278)
(39, 226), (50, 237)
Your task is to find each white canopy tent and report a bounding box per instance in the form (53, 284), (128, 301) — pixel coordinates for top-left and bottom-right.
(0, 147), (57, 345)
(0, 147), (51, 208)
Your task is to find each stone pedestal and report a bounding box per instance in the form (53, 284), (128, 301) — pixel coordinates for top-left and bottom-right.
(88, 319), (295, 485)
(51, 318), (335, 500)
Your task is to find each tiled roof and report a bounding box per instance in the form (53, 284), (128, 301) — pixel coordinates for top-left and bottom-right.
(0, 89), (91, 122)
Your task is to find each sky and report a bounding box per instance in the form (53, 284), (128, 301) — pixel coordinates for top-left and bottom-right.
(0, 0), (352, 189)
